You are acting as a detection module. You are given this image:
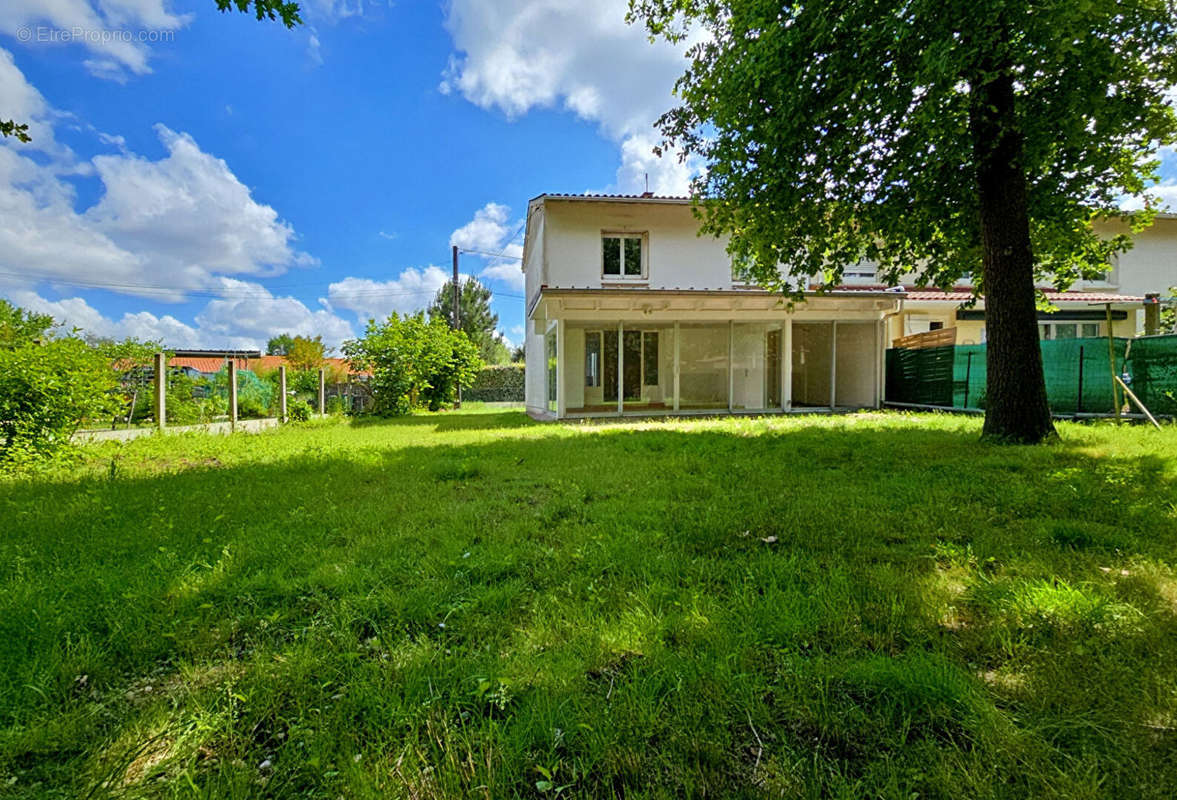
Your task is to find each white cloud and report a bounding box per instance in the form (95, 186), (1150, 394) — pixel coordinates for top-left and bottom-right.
(0, 0), (190, 79)
(441, 0), (702, 194)
(83, 124), (315, 286)
(449, 202), (525, 290)
(195, 278), (353, 349)
(7, 279), (357, 351)
(0, 57), (313, 302)
(0, 47), (64, 153)
(327, 266), (467, 323)
(8, 288), (200, 344)
(450, 202), (513, 251)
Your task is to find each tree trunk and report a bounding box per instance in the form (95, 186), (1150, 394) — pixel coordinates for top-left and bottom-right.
(970, 68), (1056, 443)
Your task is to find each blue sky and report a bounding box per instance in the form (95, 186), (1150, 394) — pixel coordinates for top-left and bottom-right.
(4, 2), (1175, 352)
(0, 0), (694, 350)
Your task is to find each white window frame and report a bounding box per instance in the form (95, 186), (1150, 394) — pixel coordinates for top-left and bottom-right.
(1038, 321), (1102, 340)
(601, 232), (648, 281)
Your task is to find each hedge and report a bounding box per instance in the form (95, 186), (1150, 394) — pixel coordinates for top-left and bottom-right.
(465, 364), (525, 402)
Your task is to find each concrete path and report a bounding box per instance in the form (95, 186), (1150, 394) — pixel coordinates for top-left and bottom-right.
(74, 418), (279, 443)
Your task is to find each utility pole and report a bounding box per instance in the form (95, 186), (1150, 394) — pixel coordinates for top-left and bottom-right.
(452, 244), (462, 408)
(451, 245), (460, 330)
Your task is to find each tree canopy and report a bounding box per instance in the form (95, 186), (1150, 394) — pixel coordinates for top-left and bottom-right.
(629, 0), (1177, 441)
(266, 333), (296, 356)
(0, 299), (54, 348)
(286, 335), (327, 371)
(343, 313), (481, 415)
(427, 278), (510, 364)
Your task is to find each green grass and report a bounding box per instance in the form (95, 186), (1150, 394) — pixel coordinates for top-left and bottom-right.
(2, 408), (1177, 798)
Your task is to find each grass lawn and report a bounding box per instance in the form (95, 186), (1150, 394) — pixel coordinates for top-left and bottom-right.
(2, 407), (1176, 798)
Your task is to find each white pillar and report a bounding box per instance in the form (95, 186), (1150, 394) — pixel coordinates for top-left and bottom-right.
(783, 318), (793, 410)
(556, 320), (566, 419)
(829, 321), (838, 409)
(318, 368), (326, 415)
(673, 321), (680, 413)
(727, 320), (734, 413)
(617, 321), (624, 415)
(153, 351), (166, 430)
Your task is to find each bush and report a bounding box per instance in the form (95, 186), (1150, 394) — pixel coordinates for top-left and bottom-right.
(287, 400), (312, 422)
(0, 338), (123, 466)
(465, 364), (525, 402)
(343, 313), (481, 415)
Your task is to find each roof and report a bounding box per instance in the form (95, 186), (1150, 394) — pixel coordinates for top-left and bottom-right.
(168, 355), (369, 376)
(901, 288), (1146, 304)
(531, 192), (693, 205)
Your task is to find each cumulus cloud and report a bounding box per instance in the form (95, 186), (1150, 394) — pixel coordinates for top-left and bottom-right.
(83, 124), (315, 287)
(327, 266), (467, 323)
(0, 0), (190, 79)
(441, 0), (702, 193)
(8, 288), (200, 345)
(0, 57), (313, 302)
(449, 202), (525, 291)
(195, 279), (354, 349)
(9, 280), (357, 351)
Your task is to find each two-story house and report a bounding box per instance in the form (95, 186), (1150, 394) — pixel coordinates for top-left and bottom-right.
(522, 194), (903, 420)
(878, 214), (1177, 345)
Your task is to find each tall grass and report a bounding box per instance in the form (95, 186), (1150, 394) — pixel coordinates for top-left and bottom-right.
(2, 409), (1176, 798)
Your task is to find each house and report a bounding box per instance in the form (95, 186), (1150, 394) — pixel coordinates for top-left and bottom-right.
(522, 194), (903, 420)
(879, 214), (1177, 344)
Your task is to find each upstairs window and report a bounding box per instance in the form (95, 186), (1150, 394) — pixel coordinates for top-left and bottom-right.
(602, 233), (646, 279)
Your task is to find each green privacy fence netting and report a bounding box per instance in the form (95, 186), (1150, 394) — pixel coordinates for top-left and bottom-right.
(886, 334), (1177, 415)
(211, 368), (275, 416)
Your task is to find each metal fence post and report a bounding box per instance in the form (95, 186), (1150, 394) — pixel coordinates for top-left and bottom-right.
(279, 365), (288, 423)
(228, 359), (238, 432)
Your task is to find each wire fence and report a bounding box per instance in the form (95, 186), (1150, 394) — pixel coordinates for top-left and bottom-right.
(886, 334), (1177, 416)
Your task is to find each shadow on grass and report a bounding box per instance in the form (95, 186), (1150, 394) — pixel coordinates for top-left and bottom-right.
(2, 418), (1177, 798)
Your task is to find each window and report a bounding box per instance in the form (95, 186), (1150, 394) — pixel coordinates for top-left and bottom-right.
(844, 261), (877, 280)
(929, 321), (944, 331)
(1039, 322), (1101, 340)
(602, 233), (645, 278)
(584, 332), (601, 387)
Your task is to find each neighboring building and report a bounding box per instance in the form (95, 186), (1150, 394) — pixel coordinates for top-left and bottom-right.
(879, 214), (1177, 344)
(522, 194), (902, 420)
(167, 350), (366, 379)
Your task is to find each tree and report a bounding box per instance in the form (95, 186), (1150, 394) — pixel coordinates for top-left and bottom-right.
(629, 0), (1177, 442)
(343, 313), (481, 415)
(1162, 288), (1177, 335)
(266, 333), (296, 356)
(510, 344), (526, 364)
(0, 299), (54, 347)
(286, 335), (326, 371)
(427, 279), (507, 364)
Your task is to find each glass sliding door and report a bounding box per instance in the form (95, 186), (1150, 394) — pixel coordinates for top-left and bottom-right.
(732, 323), (778, 410)
(679, 324), (730, 411)
(545, 327), (558, 413)
(766, 328), (782, 408)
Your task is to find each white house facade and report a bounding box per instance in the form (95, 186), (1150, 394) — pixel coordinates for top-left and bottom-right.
(522, 194), (902, 420)
(881, 214), (1177, 345)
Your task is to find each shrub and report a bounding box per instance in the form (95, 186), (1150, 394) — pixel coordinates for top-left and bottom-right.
(287, 400), (312, 422)
(0, 338), (123, 466)
(343, 313), (481, 415)
(465, 364), (525, 402)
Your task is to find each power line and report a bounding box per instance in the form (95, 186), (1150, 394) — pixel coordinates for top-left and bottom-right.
(0, 270), (526, 301)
